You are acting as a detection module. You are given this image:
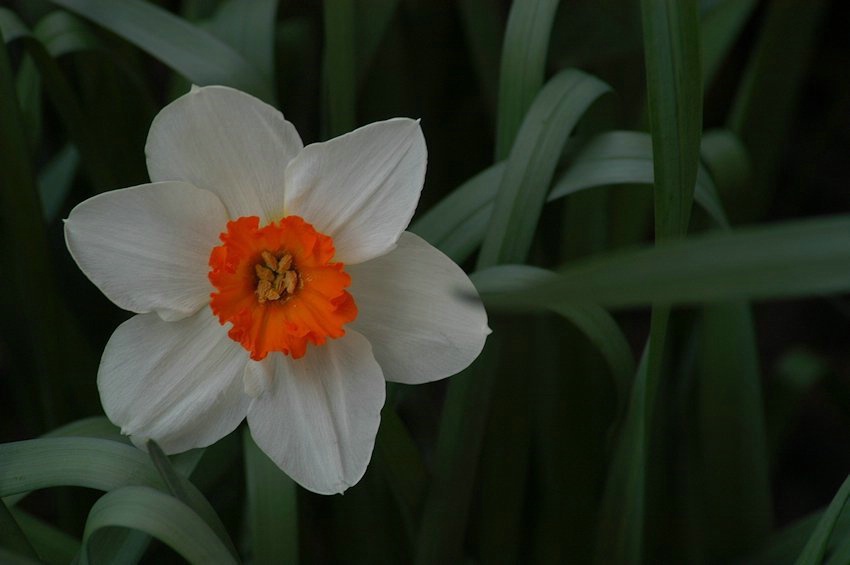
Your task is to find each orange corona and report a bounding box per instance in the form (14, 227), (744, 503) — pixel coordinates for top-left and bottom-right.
(209, 215), (357, 360)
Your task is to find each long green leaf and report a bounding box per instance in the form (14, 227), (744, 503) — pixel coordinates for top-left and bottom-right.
(1, 7), (113, 189)
(700, 0), (757, 86)
(11, 510), (81, 565)
(727, 0), (826, 221)
(795, 474), (850, 565)
(355, 0), (399, 88)
(412, 129), (728, 266)
(410, 162), (504, 262)
(37, 144), (78, 222)
(0, 20), (68, 429)
(475, 214), (850, 310)
(374, 407), (428, 543)
(494, 0), (561, 159)
(0, 501), (38, 561)
(414, 341), (500, 564)
(51, 0), (274, 102)
(323, 0), (356, 138)
(478, 68), (610, 268)
(457, 0), (502, 116)
(596, 346), (651, 564)
(243, 428), (298, 564)
(550, 131), (727, 227)
(80, 486), (236, 565)
(696, 303), (772, 558)
(642, 0), (702, 241)
(1, 439), (217, 525)
(201, 0), (277, 84)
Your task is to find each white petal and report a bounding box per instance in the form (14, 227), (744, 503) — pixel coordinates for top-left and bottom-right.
(98, 309), (250, 453)
(65, 181), (227, 321)
(146, 85), (303, 222)
(284, 118), (426, 264)
(246, 330), (385, 494)
(348, 232), (489, 384)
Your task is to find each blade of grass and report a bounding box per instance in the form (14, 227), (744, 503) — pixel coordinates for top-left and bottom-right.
(412, 130), (729, 265)
(696, 303), (772, 559)
(727, 0), (827, 221)
(413, 340), (500, 564)
(322, 0), (356, 138)
(201, 0), (277, 85)
(355, 0), (399, 88)
(700, 0), (757, 86)
(0, 549), (39, 565)
(243, 428), (298, 564)
(457, 0), (503, 117)
(51, 0), (274, 102)
(604, 1), (703, 560)
(374, 407), (428, 543)
(11, 510), (80, 565)
(80, 486), (236, 565)
(37, 144), (78, 222)
(550, 131), (727, 227)
(795, 474), (850, 565)
(0, 501), (38, 561)
(1, 7), (114, 189)
(0, 21), (68, 429)
(475, 214), (850, 310)
(478, 68), (610, 268)
(494, 0), (561, 159)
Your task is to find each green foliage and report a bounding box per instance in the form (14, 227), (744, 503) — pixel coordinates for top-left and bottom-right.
(1, 0), (848, 563)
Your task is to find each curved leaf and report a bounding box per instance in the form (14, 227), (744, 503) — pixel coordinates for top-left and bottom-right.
(475, 214), (850, 310)
(495, 0), (561, 159)
(80, 486), (236, 565)
(51, 0), (274, 102)
(479, 68), (610, 268)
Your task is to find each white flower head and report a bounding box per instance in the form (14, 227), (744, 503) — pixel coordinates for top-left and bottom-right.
(64, 86), (489, 494)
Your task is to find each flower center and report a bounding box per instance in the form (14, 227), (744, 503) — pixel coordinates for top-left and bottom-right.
(255, 251), (299, 303)
(208, 216), (357, 360)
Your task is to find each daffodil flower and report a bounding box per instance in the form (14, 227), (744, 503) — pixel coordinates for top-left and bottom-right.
(64, 86), (489, 494)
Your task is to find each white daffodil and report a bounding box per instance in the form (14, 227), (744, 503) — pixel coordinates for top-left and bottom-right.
(64, 85), (489, 495)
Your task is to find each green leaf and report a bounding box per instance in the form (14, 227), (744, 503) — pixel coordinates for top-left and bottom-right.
(698, 129), (751, 218)
(795, 474), (850, 565)
(595, 345), (651, 564)
(1, 7), (114, 190)
(243, 428), (298, 564)
(323, 0), (356, 138)
(43, 415), (124, 442)
(410, 162), (504, 263)
(414, 343), (500, 564)
(37, 144), (78, 222)
(0, 19), (73, 429)
(727, 0), (827, 221)
(0, 501), (38, 561)
(641, 0), (702, 241)
(201, 0), (278, 84)
(80, 486), (237, 565)
(700, 0), (757, 86)
(51, 0), (274, 102)
(457, 0), (503, 116)
(494, 0), (561, 159)
(11, 509), (81, 564)
(146, 441), (193, 509)
(355, 0), (399, 88)
(478, 68), (610, 268)
(374, 407), (428, 543)
(474, 214), (850, 310)
(696, 303), (772, 558)
(550, 131), (728, 227)
(0, 548), (40, 565)
(412, 130), (729, 266)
